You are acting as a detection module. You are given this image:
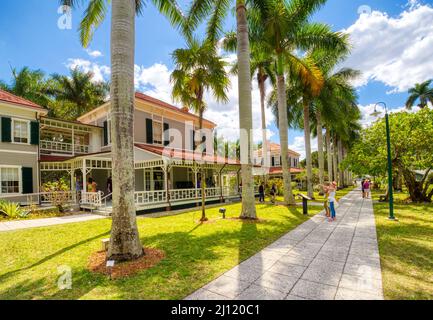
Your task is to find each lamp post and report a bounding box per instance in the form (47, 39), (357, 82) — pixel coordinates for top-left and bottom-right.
(371, 102), (396, 220)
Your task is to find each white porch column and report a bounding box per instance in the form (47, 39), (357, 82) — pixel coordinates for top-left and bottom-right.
(72, 127), (75, 156)
(82, 159), (87, 193)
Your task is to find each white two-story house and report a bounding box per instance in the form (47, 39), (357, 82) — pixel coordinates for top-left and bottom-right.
(38, 92), (244, 212)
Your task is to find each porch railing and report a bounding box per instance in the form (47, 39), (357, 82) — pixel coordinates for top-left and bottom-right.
(135, 190), (167, 206)
(40, 140), (90, 155)
(0, 191), (77, 206)
(80, 191), (103, 207)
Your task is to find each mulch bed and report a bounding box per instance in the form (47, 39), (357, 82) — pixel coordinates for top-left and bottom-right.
(88, 247), (165, 280)
(228, 217), (268, 224)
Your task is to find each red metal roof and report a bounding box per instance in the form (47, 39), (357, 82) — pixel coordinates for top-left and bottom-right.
(269, 167), (303, 174)
(0, 89), (47, 111)
(135, 143), (241, 165)
(134, 92), (216, 127)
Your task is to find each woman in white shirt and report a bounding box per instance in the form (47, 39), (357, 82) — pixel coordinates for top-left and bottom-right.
(328, 182), (338, 221)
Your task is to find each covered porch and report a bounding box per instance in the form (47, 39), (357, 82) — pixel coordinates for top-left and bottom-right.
(40, 145), (254, 213)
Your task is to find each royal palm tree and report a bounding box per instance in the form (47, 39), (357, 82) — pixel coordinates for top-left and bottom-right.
(223, 32), (275, 169)
(185, 0), (266, 219)
(0, 66), (53, 107)
(248, 0), (348, 205)
(406, 79), (433, 109)
(63, 0), (184, 261)
(50, 67), (109, 120)
(171, 38), (230, 221)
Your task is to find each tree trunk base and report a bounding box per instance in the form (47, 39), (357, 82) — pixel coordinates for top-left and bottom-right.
(107, 249), (145, 263)
(200, 217), (209, 222)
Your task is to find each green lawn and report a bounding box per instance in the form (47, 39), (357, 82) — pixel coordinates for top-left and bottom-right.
(371, 190), (433, 300)
(0, 202), (323, 300)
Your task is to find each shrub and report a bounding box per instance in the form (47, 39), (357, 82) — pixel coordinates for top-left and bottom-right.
(0, 201), (30, 219)
(42, 179), (70, 213)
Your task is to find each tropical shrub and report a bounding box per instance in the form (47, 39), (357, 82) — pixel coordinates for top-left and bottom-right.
(42, 179), (71, 212)
(0, 201), (30, 219)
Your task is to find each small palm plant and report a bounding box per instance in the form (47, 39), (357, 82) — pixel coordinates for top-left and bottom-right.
(0, 201), (30, 219)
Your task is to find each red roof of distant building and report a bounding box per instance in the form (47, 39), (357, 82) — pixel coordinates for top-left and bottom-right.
(135, 143), (241, 165)
(269, 167), (303, 174)
(0, 89), (47, 112)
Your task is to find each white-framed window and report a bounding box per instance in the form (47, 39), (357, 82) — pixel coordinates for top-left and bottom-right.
(274, 155), (281, 166)
(153, 120), (163, 145)
(0, 166), (21, 195)
(12, 119), (30, 144)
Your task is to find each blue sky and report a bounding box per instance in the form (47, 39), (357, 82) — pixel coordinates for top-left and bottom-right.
(1, 0), (432, 158)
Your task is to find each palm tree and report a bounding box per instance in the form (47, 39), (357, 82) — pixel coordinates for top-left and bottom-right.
(406, 79), (433, 109)
(186, 0), (263, 219)
(249, 0), (349, 205)
(50, 67), (109, 120)
(63, 0), (184, 261)
(223, 32), (275, 169)
(0, 66), (53, 107)
(171, 38), (230, 221)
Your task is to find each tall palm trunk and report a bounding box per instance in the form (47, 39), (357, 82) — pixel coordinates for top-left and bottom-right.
(276, 55), (295, 205)
(258, 71), (269, 168)
(332, 134), (338, 186)
(108, 0), (143, 261)
(198, 108), (207, 221)
(326, 128), (333, 182)
(338, 138), (344, 186)
(303, 99), (314, 198)
(316, 110), (325, 187)
(236, 0), (256, 219)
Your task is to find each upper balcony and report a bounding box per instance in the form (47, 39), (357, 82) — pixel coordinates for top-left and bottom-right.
(39, 117), (102, 157)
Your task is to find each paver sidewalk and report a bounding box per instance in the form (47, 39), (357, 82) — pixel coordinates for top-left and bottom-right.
(186, 189), (384, 300)
(0, 214), (106, 232)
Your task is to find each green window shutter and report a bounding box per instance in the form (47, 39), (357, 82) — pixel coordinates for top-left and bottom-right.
(30, 121), (40, 145)
(22, 167), (33, 194)
(103, 121), (108, 146)
(202, 135), (207, 154)
(1, 117), (12, 143)
(271, 157), (275, 167)
(192, 130), (196, 150)
(146, 119), (153, 144)
(163, 123), (170, 146)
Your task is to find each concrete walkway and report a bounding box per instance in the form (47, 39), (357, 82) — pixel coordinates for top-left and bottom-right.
(0, 214), (106, 232)
(186, 189), (384, 300)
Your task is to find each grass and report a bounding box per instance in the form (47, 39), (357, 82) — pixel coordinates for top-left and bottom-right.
(0, 202), (323, 300)
(371, 189), (433, 300)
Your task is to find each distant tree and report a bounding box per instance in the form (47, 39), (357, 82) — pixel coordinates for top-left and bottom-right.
(0, 66), (53, 107)
(343, 109), (433, 202)
(50, 67), (109, 120)
(406, 79), (433, 109)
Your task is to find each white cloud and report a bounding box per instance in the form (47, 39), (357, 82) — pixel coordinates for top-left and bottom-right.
(357, 103), (420, 128)
(289, 135), (318, 161)
(86, 49), (103, 58)
(342, 3), (433, 93)
(134, 63), (173, 104)
(65, 58), (110, 83)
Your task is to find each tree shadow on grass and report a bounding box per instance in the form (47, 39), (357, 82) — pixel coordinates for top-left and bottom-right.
(0, 205), (318, 300)
(0, 231), (110, 284)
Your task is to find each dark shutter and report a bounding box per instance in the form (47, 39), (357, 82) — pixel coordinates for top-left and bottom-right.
(163, 123), (170, 146)
(271, 156), (275, 167)
(192, 130), (196, 150)
(30, 121), (39, 145)
(22, 167), (33, 194)
(103, 121), (108, 146)
(1, 117), (12, 143)
(202, 135), (207, 154)
(146, 119), (153, 144)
